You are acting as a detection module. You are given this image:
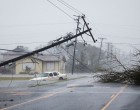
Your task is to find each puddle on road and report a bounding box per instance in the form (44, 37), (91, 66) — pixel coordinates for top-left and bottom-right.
(67, 84), (94, 88)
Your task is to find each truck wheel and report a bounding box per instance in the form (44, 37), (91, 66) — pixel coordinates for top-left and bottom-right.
(59, 77), (63, 80)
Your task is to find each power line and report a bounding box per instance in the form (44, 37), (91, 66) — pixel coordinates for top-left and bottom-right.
(0, 42), (48, 45)
(57, 0), (83, 15)
(47, 43), (91, 73)
(66, 54), (92, 73)
(46, 50), (88, 73)
(60, 46), (94, 73)
(46, 0), (74, 20)
(7, 64), (15, 88)
(0, 40), (140, 47)
(78, 40), (140, 45)
(101, 42), (140, 46)
(0, 22), (75, 27)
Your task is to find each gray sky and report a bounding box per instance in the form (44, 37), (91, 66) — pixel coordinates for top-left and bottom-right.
(0, 0), (140, 54)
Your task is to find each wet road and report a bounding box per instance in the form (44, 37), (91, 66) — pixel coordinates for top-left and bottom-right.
(0, 76), (140, 110)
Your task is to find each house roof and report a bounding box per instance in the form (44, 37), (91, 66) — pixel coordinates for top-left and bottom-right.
(2, 46), (30, 55)
(1, 46), (66, 62)
(33, 55), (61, 62)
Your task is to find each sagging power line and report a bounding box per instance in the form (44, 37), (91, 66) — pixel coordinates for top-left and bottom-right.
(60, 46), (94, 73)
(57, 0), (83, 15)
(46, 0), (74, 20)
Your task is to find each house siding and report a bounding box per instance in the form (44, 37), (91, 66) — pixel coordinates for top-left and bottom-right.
(15, 58), (42, 74)
(2, 47), (65, 74)
(55, 62), (59, 72)
(43, 61), (58, 72)
(42, 61), (65, 73)
(60, 60), (65, 73)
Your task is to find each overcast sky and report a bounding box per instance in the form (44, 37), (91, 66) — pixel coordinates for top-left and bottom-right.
(0, 0), (140, 54)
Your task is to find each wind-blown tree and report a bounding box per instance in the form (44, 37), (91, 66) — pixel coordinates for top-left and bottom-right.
(95, 48), (140, 85)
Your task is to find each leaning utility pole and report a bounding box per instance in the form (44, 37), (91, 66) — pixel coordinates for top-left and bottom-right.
(0, 29), (91, 67)
(81, 15), (97, 43)
(0, 15), (96, 69)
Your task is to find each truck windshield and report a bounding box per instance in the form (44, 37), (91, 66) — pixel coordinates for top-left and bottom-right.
(36, 73), (49, 77)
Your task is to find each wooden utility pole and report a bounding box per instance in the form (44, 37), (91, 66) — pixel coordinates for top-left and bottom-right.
(71, 15), (97, 74)
(107, 42), (110, 61)
(81, 15), (97, 43)
(98, 38), (106, 64)
(72, 16), (80, 75)
(106, 42), (113, 61)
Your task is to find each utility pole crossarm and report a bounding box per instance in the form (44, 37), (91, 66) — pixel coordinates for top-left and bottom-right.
(0, 29), (91, 67)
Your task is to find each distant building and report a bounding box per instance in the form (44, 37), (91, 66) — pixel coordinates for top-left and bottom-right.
(1, 46), (66, 74)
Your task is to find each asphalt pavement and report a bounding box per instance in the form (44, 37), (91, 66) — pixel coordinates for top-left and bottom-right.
(0, 74), (140, 110)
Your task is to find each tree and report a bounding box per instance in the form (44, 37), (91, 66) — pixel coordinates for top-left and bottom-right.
(94, 47), (140, 85)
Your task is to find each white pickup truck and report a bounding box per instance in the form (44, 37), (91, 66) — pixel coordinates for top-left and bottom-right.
(30, 71), (67, 81)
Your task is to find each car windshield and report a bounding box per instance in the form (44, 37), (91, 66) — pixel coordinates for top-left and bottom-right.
(36, 73), (49, 77)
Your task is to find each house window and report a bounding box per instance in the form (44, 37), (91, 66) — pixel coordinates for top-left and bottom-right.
(23, 62), (35, 70)
(46, 62), (55, 71)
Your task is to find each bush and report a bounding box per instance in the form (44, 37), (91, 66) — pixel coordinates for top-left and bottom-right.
(0, 67), (11, 74)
